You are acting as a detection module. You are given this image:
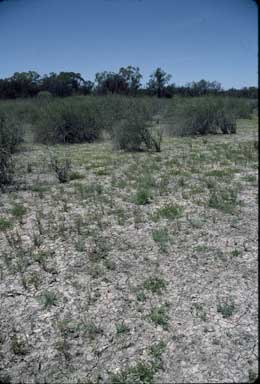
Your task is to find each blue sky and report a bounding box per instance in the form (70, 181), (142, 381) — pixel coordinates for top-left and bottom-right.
(0, 0), (258, 89)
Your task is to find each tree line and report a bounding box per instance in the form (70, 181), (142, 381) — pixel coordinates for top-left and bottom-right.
(0, 66), (258, 99)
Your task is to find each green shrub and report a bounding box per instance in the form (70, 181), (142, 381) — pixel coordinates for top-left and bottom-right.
(37, 90), (53, 99)
(0, 148), (14, 189)
(0, 112), (24, 153)
(170, 96), (237, 136)
(0, 110), (23, 189)
(224, 97), (254, 119)
(111, 98), (163, 152)
(50, 156), (72, 183)
(34, 98), (101, 144)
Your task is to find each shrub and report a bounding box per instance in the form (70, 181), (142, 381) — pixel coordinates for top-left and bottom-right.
(34, 99), (101, 144)
(111, 98), (163, 151)
(0, 111), (23, 190)
(0, 112), (24, 153)
(224, 97), (254, 119)
(50, 156), (72, 183)
(37, 90), (53, 99)
(170, 96), (237, 136)
(0, 148), (14, 189)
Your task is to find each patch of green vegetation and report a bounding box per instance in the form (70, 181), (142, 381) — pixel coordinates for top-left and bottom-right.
(149, 341), (166, 360)
(95, 167), (110, 176)
(134, 188), (152, 205)
(152, 228), (169, 252)
(111, 177), (127, 189)
(231, 248), (241, 257)
(205, 168), (237, 178)
(33, 250), (51, 270)
(248, 368), (257, 383)
(143, 277), (167, 294)
(191, 303), (207, 321)
(104, 258), (116, 271)
(242, 174), (257, 184)
(114, 207), (127, 225)
(69, 171), (85, 180)
(208, 187), (238, 214)
(10, 335), (28, 356)
(193, 244), (209, 252)
(109, 362), (155, 384)
(30, 184), (49, 193)
(137, 172), (156, 189)
(116, 322), (130, 335)
(152, 204), (183, 221)
(10, 203), (27, 220)
(0, 217), (12, 231)
(148, 304), (170, 329)
(217, 300), (235, 318)
(83, 322), (103, 340)
(75, 237), (85, 252)
(136, 291), (146, 302)
(75, 182), (103, 200)
(40, 291), (58, 309)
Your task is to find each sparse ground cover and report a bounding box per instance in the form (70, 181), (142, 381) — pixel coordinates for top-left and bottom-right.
(0, 110), (258, 383)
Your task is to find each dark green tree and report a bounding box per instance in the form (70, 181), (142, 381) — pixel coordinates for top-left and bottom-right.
(147, 68), (172, 97)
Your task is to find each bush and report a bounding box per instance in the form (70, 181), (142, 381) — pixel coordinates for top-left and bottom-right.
(0, 112), (24, 153)
(0, 148), (14, 189)
(50, 156), (72, 183)
(34, 99), (101, 144)
(37, 90), (53, 100)
(170, 96), (237, 136)
(111, 98), (163, 151)
(224, 97), (253, 119)
(0, 112), (23, 190)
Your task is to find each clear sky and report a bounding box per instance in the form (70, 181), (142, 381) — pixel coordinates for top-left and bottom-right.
(0, 0), (258, 89)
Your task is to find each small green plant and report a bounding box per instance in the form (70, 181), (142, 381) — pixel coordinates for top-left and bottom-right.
(148, 305), (170, 329)
(69, 171), (85, 180)
(116, 322), (130, 335)
(10, 334), (28, 355)
(136, 291), (146, 302)
(149, 341), (166, 370)
(40, 291), (58, 309)
(134, 188), (152, 205)
(231, 248), (241, 257)
(152, 228), (169, 252)
(149, 341), (166, 360)
(109, 362), (155, 384)
(143, 277), (167, 294)
(83, 322), (103, 340)
(191, 303), (207, 321)
(153, 204), (183, 221)
(0, 217), (12, 231)
(217, 300), (235, 318)
(248, 368), (257, 383)
(208, 187), (238, 214)
(11, 203), (27, 220)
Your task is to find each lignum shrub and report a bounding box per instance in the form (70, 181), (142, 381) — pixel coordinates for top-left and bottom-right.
(0, 111), (23, 190)
(0, 148), (14, 189)
(50, 156), (72, 183)
(111, 97), (163, 151)
(34, 98), (101, 144)
(170, 96), (237, 136)
(0, 112), (24, 153)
